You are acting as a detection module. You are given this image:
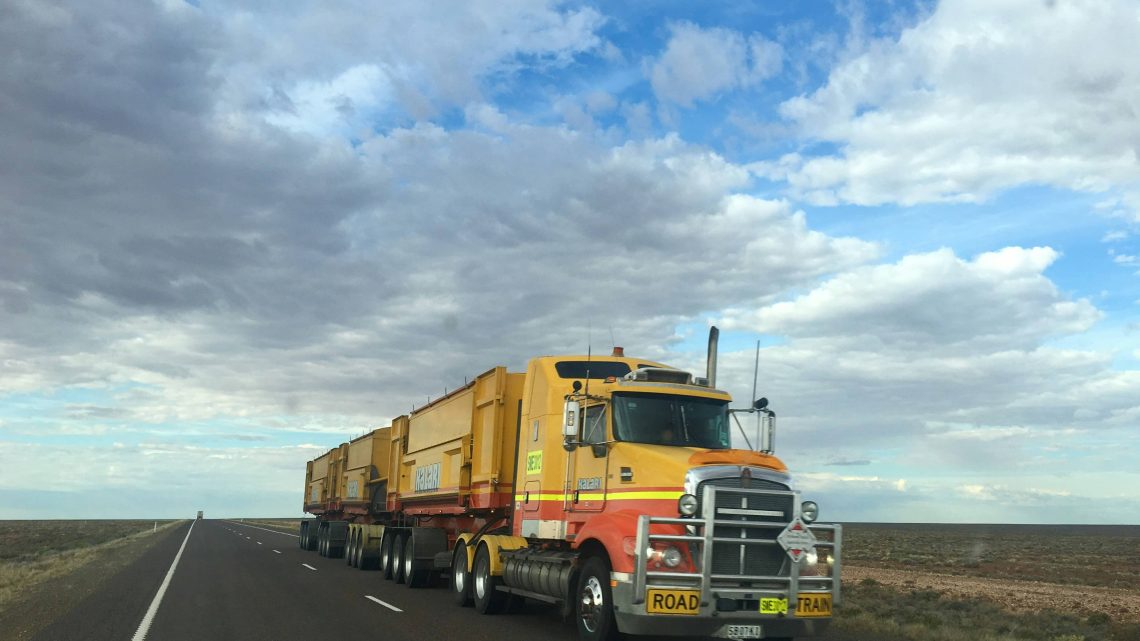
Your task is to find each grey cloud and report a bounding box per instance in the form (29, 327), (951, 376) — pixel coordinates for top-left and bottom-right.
(0, 0), (878, 432)
(825, 458), (871, 466)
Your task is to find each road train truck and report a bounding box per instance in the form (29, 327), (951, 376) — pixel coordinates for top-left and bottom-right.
(300, 328), (840, 641)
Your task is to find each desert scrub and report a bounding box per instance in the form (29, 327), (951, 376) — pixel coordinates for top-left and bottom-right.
(0, 520), (180, 608)
(841, 523), (1140, 590)
(834, 579), (1136, 641)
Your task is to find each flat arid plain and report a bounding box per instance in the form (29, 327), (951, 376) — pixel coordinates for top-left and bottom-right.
(0, 520), (1137, 641)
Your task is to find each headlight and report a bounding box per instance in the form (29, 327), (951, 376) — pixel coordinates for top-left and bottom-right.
(801, 500), (819, 523)
(661, 546), (682, 568)
(678, 493), (698, 516)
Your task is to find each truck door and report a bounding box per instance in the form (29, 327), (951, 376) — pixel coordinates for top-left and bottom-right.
(570, 403), (608, 512)
(522, 415), (547, 533)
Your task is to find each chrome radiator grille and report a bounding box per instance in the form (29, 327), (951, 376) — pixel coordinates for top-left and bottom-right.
(700, 478), (792, 579)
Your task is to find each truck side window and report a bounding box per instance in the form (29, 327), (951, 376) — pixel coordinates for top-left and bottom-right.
(583, 404), (606, 444)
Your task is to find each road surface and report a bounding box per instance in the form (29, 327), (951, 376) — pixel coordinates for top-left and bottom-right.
(29, 519), (588, 641)
(29, 519), (854, 641)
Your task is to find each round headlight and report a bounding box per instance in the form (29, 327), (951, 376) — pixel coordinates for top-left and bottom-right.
(678, 493), (698, 516)
(661, 546), (682, 568)
(801, 500), (819, 523)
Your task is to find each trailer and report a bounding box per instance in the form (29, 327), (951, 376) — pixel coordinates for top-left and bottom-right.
(301, 328), (840, 641)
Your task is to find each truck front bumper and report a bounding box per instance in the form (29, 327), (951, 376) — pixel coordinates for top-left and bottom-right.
(611, 580), (831, 638)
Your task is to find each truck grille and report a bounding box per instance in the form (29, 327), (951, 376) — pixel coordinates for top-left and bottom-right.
(699, 478), (792, 580)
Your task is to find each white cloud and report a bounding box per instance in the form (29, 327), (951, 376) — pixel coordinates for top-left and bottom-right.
(264, 64), (392, 136)
(725, 246), (1099, 352)
(217, 0), (606, 130)
(650, 22), (782, 107)
(774, 0), (1140, 214)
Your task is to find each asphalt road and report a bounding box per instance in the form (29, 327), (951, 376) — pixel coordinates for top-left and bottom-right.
(29, 520), (856, 641)
(31, 519), (584, 641)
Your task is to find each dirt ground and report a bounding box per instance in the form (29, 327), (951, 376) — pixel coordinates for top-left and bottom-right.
(844, 563), (1140, 623)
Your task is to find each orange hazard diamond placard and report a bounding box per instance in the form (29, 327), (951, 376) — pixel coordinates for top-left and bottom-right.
(776, 518), (817, 563)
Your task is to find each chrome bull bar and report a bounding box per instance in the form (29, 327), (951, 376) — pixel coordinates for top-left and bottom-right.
(632, 484), (842, 607)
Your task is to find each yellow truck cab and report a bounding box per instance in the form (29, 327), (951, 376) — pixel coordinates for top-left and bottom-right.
(502, 344), (840, 640)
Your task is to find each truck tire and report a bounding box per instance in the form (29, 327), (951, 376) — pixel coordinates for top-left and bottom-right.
(352, 529), (364, 568)
(360, 528), (380, 570)
(576, 556), (622, 641)
(472, 544), (507, 614)
(299, 522), (308, 549)
(380, 532), (396, 579)
(326, 521), (347, 558)
(451, 541), (473, 606)
(403, 535), (431, 588)
(392, 532), (408, 584)
(306, 521), (321, 551)
(318, 525), (328, 557)
(346, 528), (357, 567)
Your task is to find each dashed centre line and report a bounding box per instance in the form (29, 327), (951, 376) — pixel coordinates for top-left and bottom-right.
(302, 563), (317, 571)
(272, 550), (281, 554)
(365, 595), (402, 612)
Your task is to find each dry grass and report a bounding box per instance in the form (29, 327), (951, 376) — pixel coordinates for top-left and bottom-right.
(0, 520), (181, 608)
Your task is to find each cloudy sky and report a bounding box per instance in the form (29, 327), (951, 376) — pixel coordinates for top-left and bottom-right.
(2, 0), (1138, 523)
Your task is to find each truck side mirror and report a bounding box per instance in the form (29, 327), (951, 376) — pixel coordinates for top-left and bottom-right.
(753, 397), (768, 410)
(563, 400), (580, 438)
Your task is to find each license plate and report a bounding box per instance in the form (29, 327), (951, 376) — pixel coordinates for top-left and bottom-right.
(759, 597), (787, 615)
(719, 624), (762, 639)
(646, 589), (700, 615)
(795, 593), (832, 617)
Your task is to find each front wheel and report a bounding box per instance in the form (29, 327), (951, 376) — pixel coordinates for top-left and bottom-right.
(576, 556), (622, 641)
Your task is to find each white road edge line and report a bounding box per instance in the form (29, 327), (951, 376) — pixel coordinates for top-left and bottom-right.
(131, 520), (195, 641)
(302, 563), (317, 571)
(365, 595), (403, 612)
(226, 521), (300, 538)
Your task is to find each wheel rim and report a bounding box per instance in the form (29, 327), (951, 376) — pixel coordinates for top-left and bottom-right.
(579, 575), (604, 633)
(474, 554), (487, 599)
(381, 537), (390, 570)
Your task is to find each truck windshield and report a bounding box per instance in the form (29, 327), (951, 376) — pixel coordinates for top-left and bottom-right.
(612, 393), (730, 449)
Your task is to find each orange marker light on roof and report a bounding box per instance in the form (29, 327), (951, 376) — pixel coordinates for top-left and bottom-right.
(612, 346), (624, 356)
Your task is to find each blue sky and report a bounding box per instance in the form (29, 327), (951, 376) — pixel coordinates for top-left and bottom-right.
(1, 0), (1138, 522)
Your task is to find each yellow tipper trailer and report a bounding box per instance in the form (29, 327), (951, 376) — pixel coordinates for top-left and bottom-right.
(300, 328), (842, 641)
(389, 366), (524, 515)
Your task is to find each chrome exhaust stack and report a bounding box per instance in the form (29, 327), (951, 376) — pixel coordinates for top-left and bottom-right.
(706, 326), (719, 389)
